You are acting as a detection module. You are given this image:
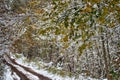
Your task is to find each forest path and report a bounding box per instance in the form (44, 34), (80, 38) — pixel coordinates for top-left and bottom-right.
(3, 54), (52, 80)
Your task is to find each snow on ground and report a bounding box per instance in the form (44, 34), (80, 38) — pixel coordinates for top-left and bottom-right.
(12, 72), (21, 80)
(11, 54), (100, 80)
(4, 66), (16, 80)
(4, 53), (39, 80)
(8, 53), (108, 80)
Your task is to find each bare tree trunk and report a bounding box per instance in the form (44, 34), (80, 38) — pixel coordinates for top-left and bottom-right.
(106, 33), (111, 71)
(95, 40), (103, 78)
(101, 35), (108, 78)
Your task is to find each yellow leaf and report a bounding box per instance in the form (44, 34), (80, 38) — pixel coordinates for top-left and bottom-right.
(24, 16), (31, 24)
(52, 38), (56, 42)
(63, 43), (69, 48)
(16, 7), (26, 13)
(62, 35), (69, 42)
(109, 22), (115, 28)
(84, 7), (92, 13)
(98, 16), (105, 23)
(103, 7), (108, 16)
(91, 0), (101, 3)
(31, 25), (37, 30)
(34, 9), (45, 14)
(28, 1), (40, 8)
(78, 43), (87, 55)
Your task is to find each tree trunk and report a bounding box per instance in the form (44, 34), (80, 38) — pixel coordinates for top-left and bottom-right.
(101, 35), (109, 78)
(95, 40), (103, 78)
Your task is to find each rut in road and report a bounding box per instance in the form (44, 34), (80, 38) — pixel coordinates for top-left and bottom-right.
(3, 54), (52, 80)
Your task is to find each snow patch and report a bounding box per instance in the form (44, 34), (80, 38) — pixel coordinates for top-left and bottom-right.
(8, 54), (100, 80)
(4, 66), (13, 80)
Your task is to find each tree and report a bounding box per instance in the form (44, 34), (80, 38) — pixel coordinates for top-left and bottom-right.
(40, 0), (120, 79)
(9, 0), (120, 79)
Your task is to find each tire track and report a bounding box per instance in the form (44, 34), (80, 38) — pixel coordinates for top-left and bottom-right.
(3, 54), (52, 80)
